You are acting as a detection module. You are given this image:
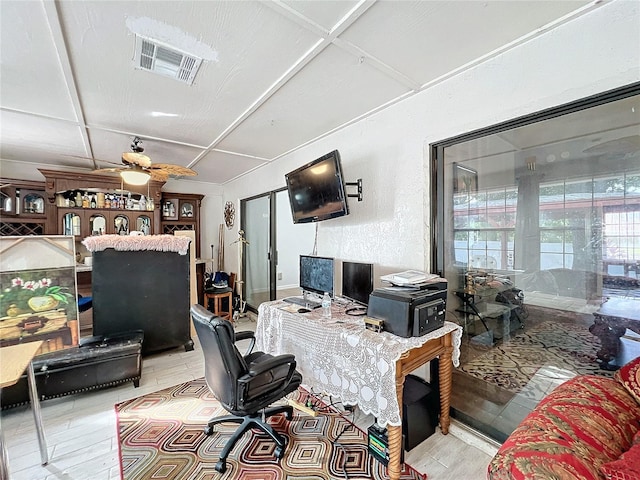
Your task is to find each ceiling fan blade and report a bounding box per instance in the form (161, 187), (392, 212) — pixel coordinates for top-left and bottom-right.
(149, 164), (197, 177)
(93, 167), (126, 174)
(149, 170), (169, 182)
(122, 152), (152, 167)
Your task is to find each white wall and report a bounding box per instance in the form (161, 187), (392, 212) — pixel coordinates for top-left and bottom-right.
(275, 190), (315, 289)
(221, 0), (640, 277)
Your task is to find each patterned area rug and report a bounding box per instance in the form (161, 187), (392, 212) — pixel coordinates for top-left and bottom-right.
(458, 319), (614, 394)
(116, 378), (424, 480)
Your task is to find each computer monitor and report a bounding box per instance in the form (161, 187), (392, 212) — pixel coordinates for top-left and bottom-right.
(342, 261), (374, 305)
(299, 255), (334, 298)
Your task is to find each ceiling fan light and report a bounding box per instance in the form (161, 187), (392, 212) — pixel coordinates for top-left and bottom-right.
(121, 169), (151, 185)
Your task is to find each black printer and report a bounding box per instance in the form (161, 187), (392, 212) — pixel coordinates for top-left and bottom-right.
(367, 281), (447, 338)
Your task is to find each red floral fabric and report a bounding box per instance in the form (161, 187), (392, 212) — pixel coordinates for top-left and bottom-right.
(487, 375), (640, 480)
(615, 356), (640, 404)
(600, 443), (640, 480)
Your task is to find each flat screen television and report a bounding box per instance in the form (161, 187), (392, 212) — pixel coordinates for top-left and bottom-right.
(299, 255), (334, 298)
(285, 150), (349, 224)
(342, 261), (374, 306)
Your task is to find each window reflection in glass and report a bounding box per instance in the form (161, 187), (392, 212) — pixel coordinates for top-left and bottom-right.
(90, 214), (106, 235)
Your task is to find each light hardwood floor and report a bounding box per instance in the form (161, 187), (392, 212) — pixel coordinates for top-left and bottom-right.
(1, 315), (496, 480)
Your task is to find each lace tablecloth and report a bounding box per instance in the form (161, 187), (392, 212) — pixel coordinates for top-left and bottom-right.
(255, 301), (462, 427)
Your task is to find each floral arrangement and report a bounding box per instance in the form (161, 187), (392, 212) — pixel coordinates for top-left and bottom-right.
(1, 276), (74, 317)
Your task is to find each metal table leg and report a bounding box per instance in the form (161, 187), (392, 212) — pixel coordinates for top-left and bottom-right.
(1, 427), (10, 480)
(26, 362), (48, 465)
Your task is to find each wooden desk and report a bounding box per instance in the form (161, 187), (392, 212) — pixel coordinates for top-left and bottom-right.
(589, 298), (640, 370)
(0, 341), (48, 470)
(256, 301), (462, 480)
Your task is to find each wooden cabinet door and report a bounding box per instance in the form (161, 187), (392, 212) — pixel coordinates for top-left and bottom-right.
(88, 212), (108, 235)
(59, 209), (156, 237)
(59, 208), (85, 237)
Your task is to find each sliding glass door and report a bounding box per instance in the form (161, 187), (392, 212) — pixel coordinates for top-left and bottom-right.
(242, 193), (272, 311)
(241, 189), (316, 312)
(432, 84), (640, 442)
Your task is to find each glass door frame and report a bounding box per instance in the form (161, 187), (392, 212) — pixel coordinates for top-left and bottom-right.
(240, 189), (285, 313)
(429, 81), (640, 441)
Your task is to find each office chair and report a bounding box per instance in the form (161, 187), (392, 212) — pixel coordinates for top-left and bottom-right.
(190, 304), (302, 473)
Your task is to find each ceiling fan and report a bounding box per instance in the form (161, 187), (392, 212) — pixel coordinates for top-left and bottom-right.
(93, 137), (197, 185)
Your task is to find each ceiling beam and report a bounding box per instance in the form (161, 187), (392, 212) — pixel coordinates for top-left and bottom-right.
(41, 0), (95, 169)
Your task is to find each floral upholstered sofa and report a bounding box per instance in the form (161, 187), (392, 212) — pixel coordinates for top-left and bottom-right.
(488, 357), (640, 480)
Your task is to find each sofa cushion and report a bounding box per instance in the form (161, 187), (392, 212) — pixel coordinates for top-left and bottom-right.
(600, 442), (640, 480)
(488, 375), (640, 480)
(614, 356), (640, 404)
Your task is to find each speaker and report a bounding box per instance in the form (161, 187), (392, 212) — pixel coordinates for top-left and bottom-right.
(402, 374), (439, 450)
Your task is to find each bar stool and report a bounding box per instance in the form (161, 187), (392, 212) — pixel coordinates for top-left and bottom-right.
(204, 290), (232, 320)
(204, 273), (235, 321)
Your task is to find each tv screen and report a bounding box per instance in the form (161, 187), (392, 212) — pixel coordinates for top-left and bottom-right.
(342, 261), (374, 306)
(299, 255), (334, 297)
(285, 150), (349, 224)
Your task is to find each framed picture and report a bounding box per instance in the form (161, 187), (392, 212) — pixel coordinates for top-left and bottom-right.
(453, 163), (478, 194)
(0, 236), (79, 355)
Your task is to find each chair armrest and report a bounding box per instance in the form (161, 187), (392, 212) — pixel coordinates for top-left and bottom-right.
(248, 354), (296, 377)
(235, 331), (254, 342)
(235, 331), (255, 355)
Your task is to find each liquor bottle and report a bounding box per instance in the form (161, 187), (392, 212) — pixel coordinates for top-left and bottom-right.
(82, 192), (89, 208)
(90, 194), (96, 209)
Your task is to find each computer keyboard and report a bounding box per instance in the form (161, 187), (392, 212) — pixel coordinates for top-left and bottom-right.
(283, 297), (321, 309)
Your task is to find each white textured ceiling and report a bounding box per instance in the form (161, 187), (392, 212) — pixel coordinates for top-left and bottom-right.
(0, 0), (595, 185)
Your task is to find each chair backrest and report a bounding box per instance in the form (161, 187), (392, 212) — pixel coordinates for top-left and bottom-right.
(190, 304), (246, 410)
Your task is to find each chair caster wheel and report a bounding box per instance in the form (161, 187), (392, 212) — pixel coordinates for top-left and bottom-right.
(204, 425), (213, 436)
(215, 460), (227, 473)
(274, 438), (287, 459)
(274, 445), (285, 459)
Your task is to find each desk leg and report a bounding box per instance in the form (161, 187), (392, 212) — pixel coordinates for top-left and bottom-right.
(387, 368), (406, 480)
(387, 424), (403, 480)
(27, 362), (48, 465)
(439, 343), (453, 434)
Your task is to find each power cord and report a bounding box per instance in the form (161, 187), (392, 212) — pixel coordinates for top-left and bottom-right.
(300, 388), (361, 480)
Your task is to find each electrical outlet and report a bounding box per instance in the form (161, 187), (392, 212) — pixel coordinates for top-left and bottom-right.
(277, 272), (283, 280)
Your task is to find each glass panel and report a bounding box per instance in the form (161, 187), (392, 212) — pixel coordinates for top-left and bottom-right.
(244, 195), (270, 309)
(180, 202), (194, 218)
(114, 214), (129, 235)
(440, 92), (640, 443)
(136, 215), (152, 235)
(62, 213), (81, 236)
(89, 214), (106, 235)
(23, 193), (44, 214)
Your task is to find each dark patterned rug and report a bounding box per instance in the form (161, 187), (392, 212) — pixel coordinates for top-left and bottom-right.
(458, 317), (614, 394)
(116, 378), (424, 479)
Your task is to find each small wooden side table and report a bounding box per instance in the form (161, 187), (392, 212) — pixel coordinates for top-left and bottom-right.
(204, 289), (233, 321)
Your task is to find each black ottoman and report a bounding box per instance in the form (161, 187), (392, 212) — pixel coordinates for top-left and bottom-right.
(1, 330), (143, 409)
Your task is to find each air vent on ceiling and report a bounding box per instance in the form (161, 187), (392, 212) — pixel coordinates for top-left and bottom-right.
(134, 35), (202, 85)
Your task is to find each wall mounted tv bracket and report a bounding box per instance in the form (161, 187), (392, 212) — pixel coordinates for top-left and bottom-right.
(346, 179), (363, 201)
